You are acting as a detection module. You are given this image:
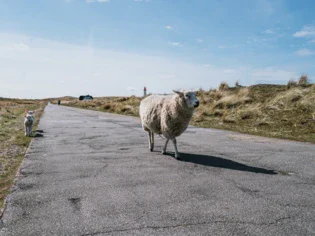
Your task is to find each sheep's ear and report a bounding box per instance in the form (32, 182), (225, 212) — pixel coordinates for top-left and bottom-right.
(24, 115), (26, 118)
(173, 90), (184, 97)
(33, 111), (36, 114)
(25, 110), (28, 113)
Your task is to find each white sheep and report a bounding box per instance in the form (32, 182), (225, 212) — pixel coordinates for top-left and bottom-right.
(139, 90), (199, 159)
(24, 110), (35, 137)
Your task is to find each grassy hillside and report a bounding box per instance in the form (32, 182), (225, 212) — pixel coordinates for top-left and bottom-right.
(192, 83), (315, 143)
(0, 98), (46, 214)
(54, 79), (315, 144)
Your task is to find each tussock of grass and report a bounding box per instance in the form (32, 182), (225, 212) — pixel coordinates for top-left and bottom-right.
(269, 88), (308, 108)
(298, 75), (310, 87)
(214, 88), (252, 109)
(219, 81), (229, 91)
(287, 79), (297, 89)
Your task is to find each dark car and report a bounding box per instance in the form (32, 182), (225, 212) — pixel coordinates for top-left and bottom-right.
(79, 95), (93, 101)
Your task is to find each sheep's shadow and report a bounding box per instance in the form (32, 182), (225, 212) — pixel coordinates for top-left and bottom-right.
(33, 133), (44, 138)
(166, 152), (277, 175)
(35, 130), (44, 133)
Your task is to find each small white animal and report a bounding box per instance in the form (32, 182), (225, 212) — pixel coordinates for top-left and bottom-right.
(24, 110), (36, 137)
(140, 90), (199, 159)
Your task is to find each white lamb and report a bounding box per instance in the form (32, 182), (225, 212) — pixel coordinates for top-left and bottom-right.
(140, 90), (199, 159)
(24, 110), (35, 137)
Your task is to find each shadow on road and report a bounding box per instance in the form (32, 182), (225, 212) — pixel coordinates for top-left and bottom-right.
(35, 130), (44, 133)
(176, 153), (277, 175)
(33, 133), (44, 138)
(33, 130), (44, 138)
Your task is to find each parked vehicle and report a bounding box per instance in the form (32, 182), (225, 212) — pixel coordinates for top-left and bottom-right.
(79, 95), (93, 101)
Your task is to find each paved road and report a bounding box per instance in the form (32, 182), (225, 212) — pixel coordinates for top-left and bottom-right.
(1, 104), (315, 236)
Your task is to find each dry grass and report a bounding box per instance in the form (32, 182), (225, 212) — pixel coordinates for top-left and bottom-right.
(287, 79), (298, 89)
(56, 80), (315, 144)
(0, 98), (46, 213)
(191, 83), (315, 143)
(219, 81), (229, 91)
(298, 75), (310, 87)
(235, 80), (241, 87)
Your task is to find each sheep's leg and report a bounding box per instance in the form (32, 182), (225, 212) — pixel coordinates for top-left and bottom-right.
(24, 125), (27, 136)
(30, 124), (33, 136)
(150, 132), (154, 152)
(147, 130), (153, 151)
(171, 138), (180, 159)
(162, 139), (169, 155)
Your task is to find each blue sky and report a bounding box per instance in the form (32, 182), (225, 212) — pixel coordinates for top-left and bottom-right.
(1, 0), (315, 98)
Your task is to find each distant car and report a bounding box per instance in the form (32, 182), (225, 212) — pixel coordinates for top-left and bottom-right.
(83, 96), (93, 101)
(79, 95), (93, 101)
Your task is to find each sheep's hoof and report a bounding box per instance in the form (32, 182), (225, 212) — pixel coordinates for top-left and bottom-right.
(162, 151), (166, 155)
(175, 154), (181, 160)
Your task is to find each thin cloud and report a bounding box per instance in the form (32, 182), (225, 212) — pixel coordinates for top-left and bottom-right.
(293, 25), (315, 38)
(246, 35), (280, 48)
(86, 0), (110, 3)
(295, 48), (314, 56)
(218, 45), (226, 49)
(169, 42), (183, 47)
(263, 29), (274, 34)
(1, 42), (30, 51)
(14, 43), (30, 51)
(224, 69), (236, 73)
(133, 0), (151, 2)
(196, 39), (204, 43)
(165, 25), (172, 30)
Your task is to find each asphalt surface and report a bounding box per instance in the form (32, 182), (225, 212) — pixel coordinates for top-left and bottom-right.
(1, 104), (315, 236)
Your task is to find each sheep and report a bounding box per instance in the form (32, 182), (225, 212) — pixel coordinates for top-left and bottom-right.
(139, 90), (199, 159)
(24, 110), (35, 137)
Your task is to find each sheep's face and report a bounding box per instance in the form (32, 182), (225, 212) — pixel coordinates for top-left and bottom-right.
(24, 115), (33, 122)
(173, 90), (199, 109)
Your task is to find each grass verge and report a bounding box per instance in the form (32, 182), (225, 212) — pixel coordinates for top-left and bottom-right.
(0, 98), (46, 214)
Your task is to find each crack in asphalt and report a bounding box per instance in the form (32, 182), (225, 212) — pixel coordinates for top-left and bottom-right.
(81, 216), (292, 236)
